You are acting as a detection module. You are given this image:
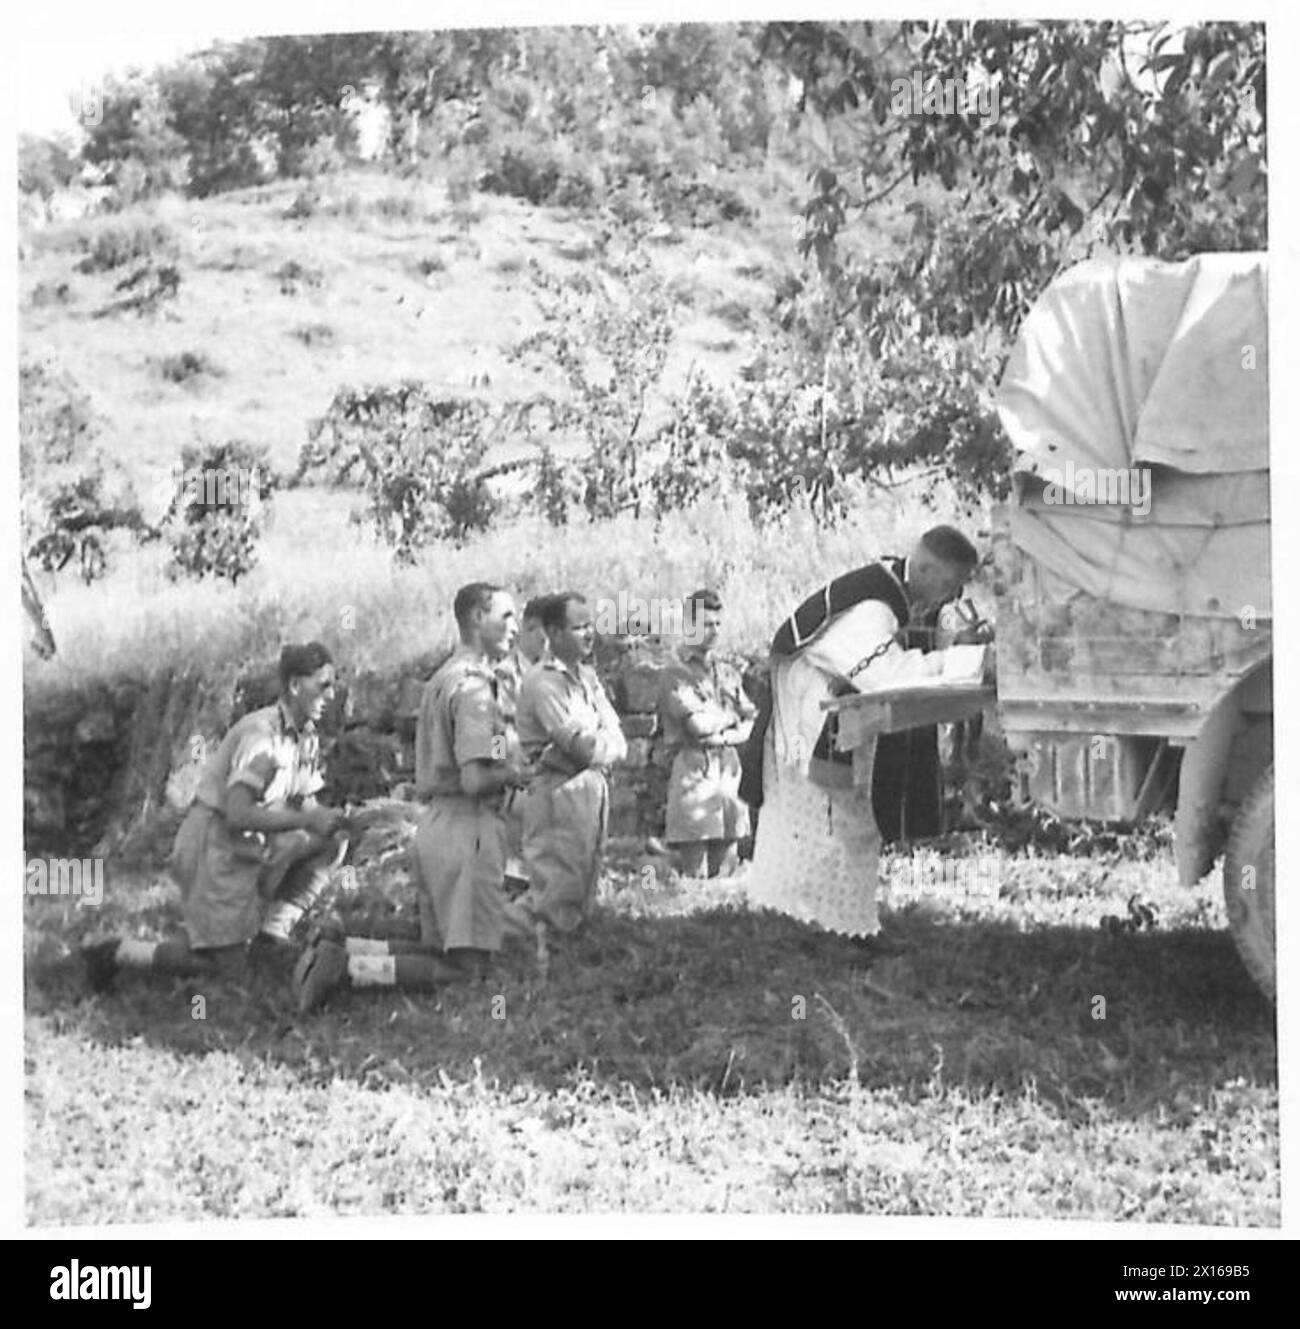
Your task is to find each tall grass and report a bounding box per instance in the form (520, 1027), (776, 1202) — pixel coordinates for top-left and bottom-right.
(31, 477), (986, 689)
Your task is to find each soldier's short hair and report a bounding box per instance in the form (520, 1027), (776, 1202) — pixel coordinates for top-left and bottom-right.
(920, 525), (978, 569)
(685, 588), (723, 634)
(453, 581), (504, 632)
(522, 594), (555, 625)
(541, 592), (584, 632)
(279, 641), (332, 689)
(687, 588), (723, 613)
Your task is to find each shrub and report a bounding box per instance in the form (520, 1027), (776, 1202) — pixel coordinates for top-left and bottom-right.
(26, 473), (152, 583)
(325, 193), (363, 222)
(19, 361), (97, 474)
(290, 322), (336, 347)
(20, 359), (152, 584)
(283, 188), (320, 220)
(156, 350), (224, 384)
(299, 383), (498, 559)
(274, 260), (324, 294)
(162, 439), (277, 584)
(18, 132), (80, 200)
(75, 220), (180, 273)
(480, 146), (561, 207)
(370, 194), (420, 222)
(29, 281), (76, 308)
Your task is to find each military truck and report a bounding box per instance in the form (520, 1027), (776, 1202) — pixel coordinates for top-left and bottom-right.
(992, 252), (1272, 998)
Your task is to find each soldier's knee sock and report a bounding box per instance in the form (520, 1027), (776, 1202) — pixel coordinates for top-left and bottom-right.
(260, 866), (332, 942)
(343, 935), (436, 958)
(344, 953), (397, 987)
(108, 938), (160, 971)
(343, 952), (464, 990)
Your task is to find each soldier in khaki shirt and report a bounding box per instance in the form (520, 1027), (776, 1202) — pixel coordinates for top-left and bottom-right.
(507, 592), (626, 936)
(658, 589), (756, 877)
(82, 643), (348, 992)
(296, 584), (528, 1012)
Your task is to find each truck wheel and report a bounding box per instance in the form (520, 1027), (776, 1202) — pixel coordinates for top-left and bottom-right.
(1222, 764), (1274, 1002)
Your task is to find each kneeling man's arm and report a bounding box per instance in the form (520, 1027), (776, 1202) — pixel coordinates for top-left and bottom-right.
(226, 782), (340, 837)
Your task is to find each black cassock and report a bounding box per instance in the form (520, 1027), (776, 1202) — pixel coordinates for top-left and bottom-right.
(869, 610), (944, 844)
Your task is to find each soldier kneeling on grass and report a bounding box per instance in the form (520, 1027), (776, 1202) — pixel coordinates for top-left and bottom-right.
(82, 643), (350, 993)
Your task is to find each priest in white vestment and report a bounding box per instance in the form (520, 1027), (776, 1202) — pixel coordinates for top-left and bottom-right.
(746, 527), (989, 940)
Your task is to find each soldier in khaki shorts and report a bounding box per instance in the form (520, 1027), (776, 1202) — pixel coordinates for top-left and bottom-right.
(294, 583), (529, 1011)
(82, 643), (348, 991)
(658, 589), (756, 878)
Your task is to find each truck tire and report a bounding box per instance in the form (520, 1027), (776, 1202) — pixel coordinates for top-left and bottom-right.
(1222, 764), (1274, 1002)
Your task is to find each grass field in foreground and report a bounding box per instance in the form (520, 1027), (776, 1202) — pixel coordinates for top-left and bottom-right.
(25, 841), (1277, 1224)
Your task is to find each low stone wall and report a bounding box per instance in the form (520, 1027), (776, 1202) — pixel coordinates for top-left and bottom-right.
(23, 637), (769, 859)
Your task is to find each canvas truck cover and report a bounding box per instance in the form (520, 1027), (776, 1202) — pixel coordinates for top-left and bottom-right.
(996, 253), (1270, 619)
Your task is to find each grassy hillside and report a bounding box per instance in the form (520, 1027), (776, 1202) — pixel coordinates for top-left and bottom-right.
(23, 165), (814, 489)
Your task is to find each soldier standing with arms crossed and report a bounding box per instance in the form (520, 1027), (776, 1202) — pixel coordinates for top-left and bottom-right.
(506, 592), (626, 938)
(657, 589), (756, 878)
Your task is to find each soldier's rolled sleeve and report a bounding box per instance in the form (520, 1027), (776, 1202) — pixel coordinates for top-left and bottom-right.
(227, 736), (276, 798)
(661, 672), (711, 740)
(451, 676), (500, 768)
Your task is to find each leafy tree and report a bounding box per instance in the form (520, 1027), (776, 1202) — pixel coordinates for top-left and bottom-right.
(161, 439), (277, 584)
(19, 361), (152, 585)
(18, 133), (81, 199)
(508, 249), (677, 521)
(81, 72), (190, 202)
(300, 384), (497, 559)
(758, 19), (1265, 497)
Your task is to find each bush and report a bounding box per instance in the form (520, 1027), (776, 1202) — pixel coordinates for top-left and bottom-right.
(370, 194), (420, 222)
(162, 439), (277, 584)
(290, 322), (336, 347)
(299, 383), (498, 559)
(26, 473), (152, 583)
(274, 259), (325, 294)
(29, 281), (76, 308)
(19, 133), (80, 200)
(19, 361), (98, 474)
(479, 145), (561, 207)
(75, 220), (180, 273)
(283, 188), (319, 219)
(20, 359), (152, 584)
(156, 350), (223, 384)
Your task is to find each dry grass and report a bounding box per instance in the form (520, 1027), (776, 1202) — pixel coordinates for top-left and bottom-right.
(31, 477), (985, 688)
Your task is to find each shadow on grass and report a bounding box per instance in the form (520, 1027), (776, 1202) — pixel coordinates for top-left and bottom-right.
(27, 881), (1275, 1126)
